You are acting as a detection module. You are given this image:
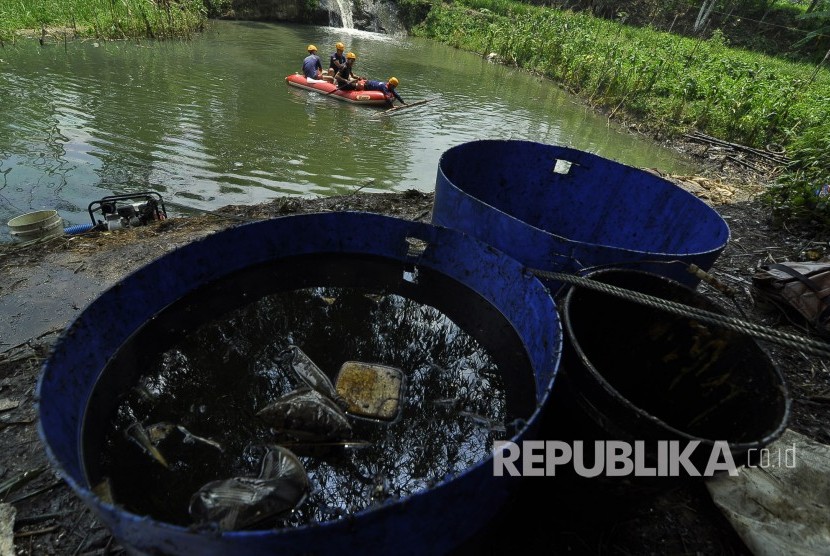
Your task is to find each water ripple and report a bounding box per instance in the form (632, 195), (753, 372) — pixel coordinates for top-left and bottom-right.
(0, 21), (699, 242)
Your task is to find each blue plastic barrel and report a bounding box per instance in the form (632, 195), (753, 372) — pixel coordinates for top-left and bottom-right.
(432, 140), (731, 290)
(37, 212), (562, 556)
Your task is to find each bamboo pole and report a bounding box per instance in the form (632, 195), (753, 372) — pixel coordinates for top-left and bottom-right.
(372, 98), (435, 118)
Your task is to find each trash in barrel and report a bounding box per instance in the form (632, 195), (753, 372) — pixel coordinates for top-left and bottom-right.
(37, 212), (563, 556)
(432, 140), (731, 290)
(335, 360), (405, 422)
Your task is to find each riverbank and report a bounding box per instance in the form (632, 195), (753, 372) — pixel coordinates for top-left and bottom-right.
(1, 187), (828, 554)
(412, 0), (830, 228)
(4, 0), (827, 227)
(0, 0), (208, 43)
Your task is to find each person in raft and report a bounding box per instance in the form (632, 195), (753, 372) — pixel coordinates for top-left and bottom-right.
(302, 44), (323, 80)
(362, 77), (406, 106)
(334, 52), (363, 90)
(328, 42), (346, 76)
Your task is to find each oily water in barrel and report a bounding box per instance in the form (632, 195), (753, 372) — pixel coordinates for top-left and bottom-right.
(82, 254), (535, 528)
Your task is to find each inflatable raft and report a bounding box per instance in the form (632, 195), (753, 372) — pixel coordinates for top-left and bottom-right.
(285, 73), (389, 106)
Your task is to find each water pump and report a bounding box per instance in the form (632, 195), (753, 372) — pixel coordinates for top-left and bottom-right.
(88, 192), (167, 231)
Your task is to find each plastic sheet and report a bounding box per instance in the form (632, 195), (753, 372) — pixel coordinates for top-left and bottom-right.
(706, 429), (830, 555)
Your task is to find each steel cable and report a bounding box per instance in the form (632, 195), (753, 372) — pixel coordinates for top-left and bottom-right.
(530, 269), (830, 358)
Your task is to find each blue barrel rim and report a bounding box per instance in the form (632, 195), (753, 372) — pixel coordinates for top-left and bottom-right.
(433, 140), (732, 290)
(36, 211), (563, 551)
(436, 139), (732, 259)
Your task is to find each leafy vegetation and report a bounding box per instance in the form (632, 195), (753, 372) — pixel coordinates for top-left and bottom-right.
(513, 0), (830, 62)
(413, 0), (830, 227)
(0, 0), (207, 43)
(1, 0), (827, 225)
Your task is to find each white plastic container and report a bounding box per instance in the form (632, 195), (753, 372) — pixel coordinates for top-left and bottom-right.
(7, 210), (63, 243)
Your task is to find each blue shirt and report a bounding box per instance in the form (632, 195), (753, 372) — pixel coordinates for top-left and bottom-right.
(302, 54), (322, 79)
(363, 80), (404, 104)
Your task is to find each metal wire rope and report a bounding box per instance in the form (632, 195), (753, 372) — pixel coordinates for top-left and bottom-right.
(530, 268), (830, 358)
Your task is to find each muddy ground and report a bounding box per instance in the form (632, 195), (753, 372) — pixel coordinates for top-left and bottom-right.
(0, 142), (828, 555)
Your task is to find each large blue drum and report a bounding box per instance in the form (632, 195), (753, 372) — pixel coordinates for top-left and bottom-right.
(37, 212), (562, 556)
(433, 140), (731, 290)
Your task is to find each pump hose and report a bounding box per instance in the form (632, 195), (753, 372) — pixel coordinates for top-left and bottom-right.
(63, 223), (95, 235)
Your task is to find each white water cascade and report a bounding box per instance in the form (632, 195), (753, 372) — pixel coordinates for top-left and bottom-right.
(332, 0), (354, 28)
(321, 0), (405, 35)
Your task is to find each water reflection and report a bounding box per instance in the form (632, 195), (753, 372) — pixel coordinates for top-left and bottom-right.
(97, 286), (531, 528)
(1, 21), (699, 240)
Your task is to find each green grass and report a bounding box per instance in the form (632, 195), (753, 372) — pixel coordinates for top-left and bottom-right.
(0, 0), (207, 42)
(413, 0), (830, 227)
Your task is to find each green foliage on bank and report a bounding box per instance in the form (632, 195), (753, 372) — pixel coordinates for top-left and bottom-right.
(0, 0), (208, 42)
(413, 0), (830, 227)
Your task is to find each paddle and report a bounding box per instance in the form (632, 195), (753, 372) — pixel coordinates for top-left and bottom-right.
(326, 77), (361, 95)
(372, 98), (435, 118)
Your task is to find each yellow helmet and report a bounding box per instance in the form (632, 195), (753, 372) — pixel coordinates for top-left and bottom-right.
(388, 77), (399, 87)
(307, 44), (317, 52)
(336, 42), (345, 50)
(346, 52), (356, 60)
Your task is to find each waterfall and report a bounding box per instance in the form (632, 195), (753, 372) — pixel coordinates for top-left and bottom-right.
(321, 0), (405, 34)
(333, 0), (354, 29)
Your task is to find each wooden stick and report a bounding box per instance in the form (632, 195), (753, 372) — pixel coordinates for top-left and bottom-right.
(684, 131), (789, 164)
(373, 98), (435, 118)
(13, 525), (59, 539)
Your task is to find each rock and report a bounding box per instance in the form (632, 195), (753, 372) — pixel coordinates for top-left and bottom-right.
(0, 503), (16, 556)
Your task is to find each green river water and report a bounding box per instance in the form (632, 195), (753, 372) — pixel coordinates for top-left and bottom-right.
(0, 20), (700, 241)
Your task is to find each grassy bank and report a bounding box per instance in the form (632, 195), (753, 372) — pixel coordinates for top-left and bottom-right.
(413, 0), (830, 227)
(0, 0), (210, 42)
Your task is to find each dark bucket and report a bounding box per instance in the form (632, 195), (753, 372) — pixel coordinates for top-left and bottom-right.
(37, 212), (562, 556)
(432, 140), (731, 290)
(549, 269), (790, 475)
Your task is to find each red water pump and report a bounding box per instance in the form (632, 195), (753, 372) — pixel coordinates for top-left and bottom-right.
(88, 192), (167, 231)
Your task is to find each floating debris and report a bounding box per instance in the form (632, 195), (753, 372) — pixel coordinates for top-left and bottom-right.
(369, 474), (391, 505)
(125, 421), (169, 468)
(335, 361), (404, 422)
(257, 387), (352, 441)
(189, 446), (309, 531)
(430, 397), (462, 409)
(281, 345), (345, 407)
(96, 284), (530, 527)
(459, 410), (506, 433)
(145, 422), (176, 444)
(145, 422), (224, 453)
(93, 478), (115, 505)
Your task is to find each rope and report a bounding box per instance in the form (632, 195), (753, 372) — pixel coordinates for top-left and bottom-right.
(531, 269), (830, 358)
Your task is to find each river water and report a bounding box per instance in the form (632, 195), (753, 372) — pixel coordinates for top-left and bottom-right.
(0, 20), (700, 241)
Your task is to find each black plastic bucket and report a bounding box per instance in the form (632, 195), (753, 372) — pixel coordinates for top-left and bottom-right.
(549, 269), (790, 474)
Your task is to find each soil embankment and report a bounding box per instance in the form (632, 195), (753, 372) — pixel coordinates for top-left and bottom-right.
(1, 187), (827, 555)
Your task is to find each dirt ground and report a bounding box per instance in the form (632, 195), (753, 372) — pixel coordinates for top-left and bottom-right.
(0, 141), (828, 555)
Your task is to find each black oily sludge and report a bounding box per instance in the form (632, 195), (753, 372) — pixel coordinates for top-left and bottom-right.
(38, 212), (562, 556)
(87, 264), (536, 528)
